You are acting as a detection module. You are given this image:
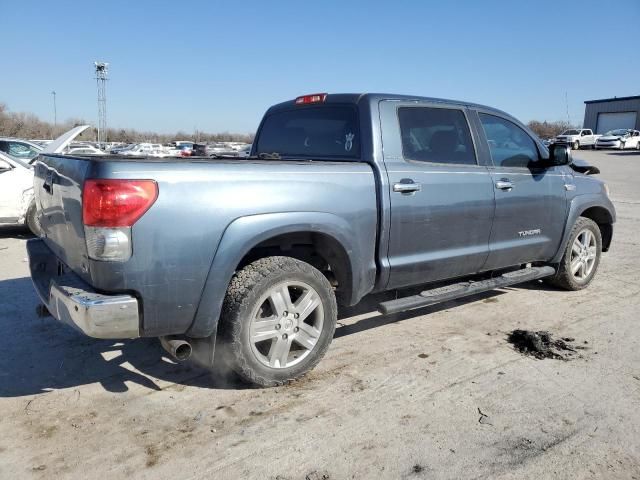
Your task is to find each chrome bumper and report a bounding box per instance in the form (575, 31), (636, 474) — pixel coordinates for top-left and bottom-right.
(27, 239), (140, 339)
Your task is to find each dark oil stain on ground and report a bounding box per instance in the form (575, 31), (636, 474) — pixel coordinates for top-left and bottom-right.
(507, 330), (586, 360)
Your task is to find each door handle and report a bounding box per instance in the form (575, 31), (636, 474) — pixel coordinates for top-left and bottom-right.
(495, 179), (513, 191)
(393, 182), (422, 194)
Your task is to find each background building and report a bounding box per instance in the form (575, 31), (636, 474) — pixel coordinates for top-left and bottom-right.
(583, 96), (640, 133)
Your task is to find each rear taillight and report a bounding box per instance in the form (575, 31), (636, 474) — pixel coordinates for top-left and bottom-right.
(295, 93), (327, 104)
(83, 179), (158, 227)
(83, 179), (158, 262)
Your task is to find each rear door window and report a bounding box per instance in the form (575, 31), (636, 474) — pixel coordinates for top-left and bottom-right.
(255, 106), (359, 159)
(397, 107), (477, 165)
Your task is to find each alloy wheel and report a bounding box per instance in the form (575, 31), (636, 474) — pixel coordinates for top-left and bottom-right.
(570, 229), (597, 281)
(249, 281), (324, 369)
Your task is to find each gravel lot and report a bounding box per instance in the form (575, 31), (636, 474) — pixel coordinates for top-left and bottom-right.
(1, 150), (639, 479)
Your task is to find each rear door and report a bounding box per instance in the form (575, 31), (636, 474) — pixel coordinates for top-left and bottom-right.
(380, 101), (495, 289)
(475, 111), (568, 269)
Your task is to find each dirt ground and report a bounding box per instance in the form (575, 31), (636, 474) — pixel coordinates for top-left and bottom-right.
(1, 150), (639, 479)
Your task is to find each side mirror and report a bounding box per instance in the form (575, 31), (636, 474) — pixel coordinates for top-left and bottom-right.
(0, 160), (14, 173)
(548, 143), (572, 166)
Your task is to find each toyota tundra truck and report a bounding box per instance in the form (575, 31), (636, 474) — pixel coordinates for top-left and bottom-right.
(28, 93), (615, 386)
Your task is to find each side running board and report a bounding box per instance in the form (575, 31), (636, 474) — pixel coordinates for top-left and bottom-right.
(378, 266), (555, 315)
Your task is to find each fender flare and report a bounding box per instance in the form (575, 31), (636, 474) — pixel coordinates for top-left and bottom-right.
(187, 211), (373, 338)
(551, 194), (616, 264)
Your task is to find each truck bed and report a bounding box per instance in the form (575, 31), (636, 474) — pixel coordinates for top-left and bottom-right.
(33, 153), (379, 337)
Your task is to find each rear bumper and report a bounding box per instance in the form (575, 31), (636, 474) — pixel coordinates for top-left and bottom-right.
(27, 239), (140, 339)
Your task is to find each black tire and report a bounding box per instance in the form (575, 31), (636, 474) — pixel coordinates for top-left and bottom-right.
(25, 201), (41, 236)
(546, 217), (602, 291)
(219, 256), (337, 387)
(591, 143), (596, 150)
(573, 140), (580, 150)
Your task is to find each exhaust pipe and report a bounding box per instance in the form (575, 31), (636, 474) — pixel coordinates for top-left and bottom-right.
(160, 336), (192, 361)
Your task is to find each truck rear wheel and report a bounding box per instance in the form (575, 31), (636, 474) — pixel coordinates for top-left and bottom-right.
(573, 140), (580, 150)
(546, 217), (602, 291)
(219, 256), (337, 387)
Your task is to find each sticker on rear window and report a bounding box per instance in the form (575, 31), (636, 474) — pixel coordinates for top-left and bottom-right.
(345, 132), (355, 152)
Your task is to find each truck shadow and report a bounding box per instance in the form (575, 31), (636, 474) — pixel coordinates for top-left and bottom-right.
(0, 277), (246, 398)
(0, 276), (544, 397)
(0, 225), (34, 239)
(335, 288), (509, 339)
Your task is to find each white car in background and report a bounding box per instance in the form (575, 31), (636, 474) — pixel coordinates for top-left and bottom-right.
(595, 129), (640, 150)
(68, 145), (106, 155)
(0, 152), (39, 232)
(0, 138), (43, 162)
(0, 125), (89, 234)
(120, 143), (165, 155)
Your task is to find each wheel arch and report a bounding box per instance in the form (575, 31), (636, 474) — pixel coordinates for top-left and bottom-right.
(579, 205), (613, 252)
(187, 212), (376, 338)
(551, 194), (616, 263)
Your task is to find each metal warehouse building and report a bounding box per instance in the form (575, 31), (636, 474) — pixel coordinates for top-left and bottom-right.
(583, 95), (640, 134)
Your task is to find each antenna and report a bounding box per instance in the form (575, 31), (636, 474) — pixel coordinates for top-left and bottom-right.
(565, 91), (571, 125)
(94, 61), (109, 145)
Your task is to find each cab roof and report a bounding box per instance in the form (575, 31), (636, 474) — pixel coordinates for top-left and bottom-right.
(267, 93), (513, 118)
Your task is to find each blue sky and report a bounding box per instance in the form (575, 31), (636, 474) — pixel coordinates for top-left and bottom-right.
(1, 0), (638, 134)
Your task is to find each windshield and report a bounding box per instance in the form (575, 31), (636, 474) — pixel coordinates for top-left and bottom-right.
(255, 105), (360, 159)
(560, 130), (579, 135)
(605, 129), (629, 136)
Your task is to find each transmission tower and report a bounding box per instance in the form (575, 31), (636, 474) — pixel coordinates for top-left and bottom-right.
(94, 61), (109, 144)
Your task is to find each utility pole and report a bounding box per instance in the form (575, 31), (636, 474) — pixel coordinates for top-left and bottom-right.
(94, 61), (109, 145)
(51, 91), (57, 129)
(565, 91), (571, 125)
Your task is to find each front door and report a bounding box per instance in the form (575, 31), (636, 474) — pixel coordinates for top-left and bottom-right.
(475, 112), (568, 270)
(380, 101), (495, 289)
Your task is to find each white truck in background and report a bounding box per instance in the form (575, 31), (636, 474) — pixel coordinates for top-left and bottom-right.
(554, 129), (600, 150)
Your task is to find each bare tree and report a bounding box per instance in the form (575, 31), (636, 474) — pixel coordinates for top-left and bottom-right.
(0, 103), (255, 143)
(528, 120), (578, 140)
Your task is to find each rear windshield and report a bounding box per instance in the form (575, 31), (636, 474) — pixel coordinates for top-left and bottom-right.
(255, 105), (360, 159)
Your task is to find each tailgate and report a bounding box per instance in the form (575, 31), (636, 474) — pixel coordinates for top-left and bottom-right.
(34, 154), (92, 282)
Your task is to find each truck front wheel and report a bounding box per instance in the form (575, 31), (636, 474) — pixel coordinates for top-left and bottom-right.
(219, 256), (337, 387)
(546, 217), (602, 291)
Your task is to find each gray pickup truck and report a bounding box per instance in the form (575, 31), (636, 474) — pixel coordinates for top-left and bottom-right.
(28, 93), (615, 386)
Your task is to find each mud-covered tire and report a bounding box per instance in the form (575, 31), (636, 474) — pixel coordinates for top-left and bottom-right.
(219, 256), (337, 387)
(546, 217), (602, 291)
(25, 201), (41, 236)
